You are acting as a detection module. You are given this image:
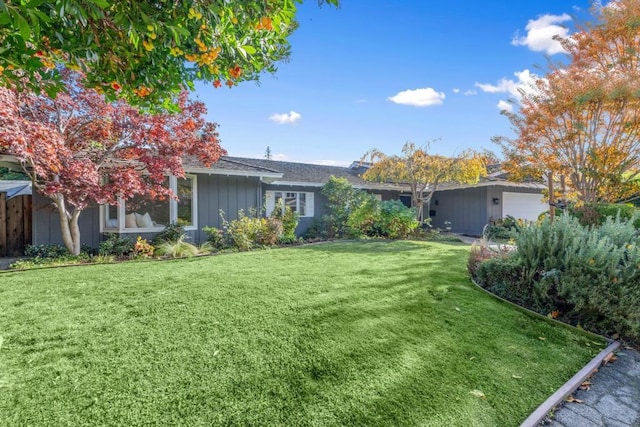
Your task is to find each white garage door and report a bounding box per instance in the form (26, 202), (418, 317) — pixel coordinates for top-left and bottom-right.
(502, 192), (547, 222)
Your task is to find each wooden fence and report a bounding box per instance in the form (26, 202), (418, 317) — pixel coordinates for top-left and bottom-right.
(0, 192), (32, 257)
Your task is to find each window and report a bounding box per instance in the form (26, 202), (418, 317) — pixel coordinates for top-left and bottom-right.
(265, 190), (314, 218)
(101, 175), (197, 232)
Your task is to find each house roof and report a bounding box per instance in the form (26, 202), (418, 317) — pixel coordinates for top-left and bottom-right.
(222, 156), (411, 191)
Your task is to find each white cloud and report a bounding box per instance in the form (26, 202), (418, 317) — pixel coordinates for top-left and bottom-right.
(272, 153), (290, 161)
(387, 87), (445, 107)
(512, 13), (571, 55)
(453, 88), (460, 94)
(497, 100), (514, 113)
(475, 69), (537, 98)
(464, 89), (477, 96)
(268, 111), (301, 125)
(355, 98), (368, 104)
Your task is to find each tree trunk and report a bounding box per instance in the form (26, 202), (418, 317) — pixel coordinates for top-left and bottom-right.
(54, 195), (83, 255)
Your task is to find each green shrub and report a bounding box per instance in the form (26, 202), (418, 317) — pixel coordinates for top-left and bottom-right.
(347, 194), (379, 238)
(271, 204), (299, 240)
(24, 244), (69, 258)
(99, 234), (135, 257)
(301, 218), (328, 241)
(475, 256), (534, 309)
(152, 223), (185, 246)
(473, 213), (640, 341)
(321, 176), (362, 238)
(570, 202), (640, 228)
(376, 200), (419, 239)
(483, 216), (523, 242)
(202, 226), (226, 251)
(220, 209), (283, 251)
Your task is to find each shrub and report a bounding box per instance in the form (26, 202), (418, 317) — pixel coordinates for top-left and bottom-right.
(321, 176), (362, 238)
(202, 226), (226, 251)
(376, 200), (419, 239)
(152, 223), (185, 246)
(473, 213), (640, 341)
(570, 202), (640, 228)
(347, 194), (379, 238)
(99, 234), (135, 257)
(259, 217), (283, 246)
(133, 237), (155, 258)
(154, 236), (200, 258)
(24, 244), (69, 258)
(301, 218), (328, 241)
(220, 209), (282, 251)
(271, 204), (299, 240)
(483, 216), (523, 242)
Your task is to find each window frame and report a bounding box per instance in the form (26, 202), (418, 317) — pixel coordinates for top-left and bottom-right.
(266, 190), (314, 218)
(100, 174), (198, 233)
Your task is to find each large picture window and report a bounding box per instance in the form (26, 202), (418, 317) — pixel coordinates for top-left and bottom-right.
(102, 175), (197, 232)
(265, 190), (314, 218)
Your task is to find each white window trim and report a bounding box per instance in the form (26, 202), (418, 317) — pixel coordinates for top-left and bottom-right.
(265, 190), (314, 218)
(100, 174), (198, 233)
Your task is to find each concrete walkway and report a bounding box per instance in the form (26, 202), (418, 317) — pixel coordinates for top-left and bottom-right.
(545, 347), (640, 427)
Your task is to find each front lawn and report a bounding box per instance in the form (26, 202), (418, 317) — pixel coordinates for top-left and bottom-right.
(0, 241), (604, 426)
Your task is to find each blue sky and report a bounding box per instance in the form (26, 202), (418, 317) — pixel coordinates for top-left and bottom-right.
(194, 1), (593, 166)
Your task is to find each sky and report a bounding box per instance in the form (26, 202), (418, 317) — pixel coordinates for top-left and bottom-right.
(194, 0), (594, 166)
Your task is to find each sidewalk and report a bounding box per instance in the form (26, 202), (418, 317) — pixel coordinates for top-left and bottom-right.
(546, 347), (640, 426)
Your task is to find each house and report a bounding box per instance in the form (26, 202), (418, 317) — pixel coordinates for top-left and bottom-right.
(4, 155), (547, 252)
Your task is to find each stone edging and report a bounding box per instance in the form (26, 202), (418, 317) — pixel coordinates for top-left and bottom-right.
(470, 278), (620, 427)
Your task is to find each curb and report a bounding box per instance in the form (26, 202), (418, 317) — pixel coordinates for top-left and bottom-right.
(470, 279), (620, 427)
(520, 340), (620, 427)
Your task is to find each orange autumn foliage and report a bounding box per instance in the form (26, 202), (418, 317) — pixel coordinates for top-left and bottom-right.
(499, 0), (640, 203)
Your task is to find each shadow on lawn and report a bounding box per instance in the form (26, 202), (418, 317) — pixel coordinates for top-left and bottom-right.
(297, 239), (466, 255)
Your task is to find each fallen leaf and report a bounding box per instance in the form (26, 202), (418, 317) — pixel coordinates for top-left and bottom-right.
(470, 390), (486, 399)
(579, 381), (592, 390)
(512, 374), (522, 379)
(604, 353), (617, 363)
(469, 356), (475, 360)
(455, 307), (461, 312)
(566, 396), (583, 403)
(611, 333), (620, 340)
(538, 337), (546, 341)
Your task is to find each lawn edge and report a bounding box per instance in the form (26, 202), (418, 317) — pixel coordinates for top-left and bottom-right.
(470, 279), (620, 427)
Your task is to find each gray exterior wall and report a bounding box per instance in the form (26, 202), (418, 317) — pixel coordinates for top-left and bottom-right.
(429, 185), (544, 236)
(429, 187), (489, 235)
(32, 193), (101, 248)
(194, 174), (261, 244)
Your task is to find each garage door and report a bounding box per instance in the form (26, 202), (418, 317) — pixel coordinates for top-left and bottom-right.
(502, 192), (547, 221)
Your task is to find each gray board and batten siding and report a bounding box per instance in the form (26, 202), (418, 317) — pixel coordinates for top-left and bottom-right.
(429, 184), (544, 235)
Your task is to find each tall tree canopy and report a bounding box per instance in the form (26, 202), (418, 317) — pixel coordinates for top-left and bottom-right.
(499, 0), (640, 203)
(0, 70), (225, 254)
(362, 142), (486, 220)
(0, 0), (338, 109)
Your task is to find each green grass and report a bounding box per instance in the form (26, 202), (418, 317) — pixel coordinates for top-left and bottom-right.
(0, 241), (604, 426)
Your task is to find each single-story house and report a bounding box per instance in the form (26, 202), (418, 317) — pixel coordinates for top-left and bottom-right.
(2, 155), (547, 251)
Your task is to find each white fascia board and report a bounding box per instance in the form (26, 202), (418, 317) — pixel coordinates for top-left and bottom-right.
(184, 166), (283, 181)
(269, 180), (411, 192)
(434, 181), (545, 192)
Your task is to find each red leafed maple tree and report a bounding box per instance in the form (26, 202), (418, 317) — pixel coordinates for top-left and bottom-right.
(0, 71), (226, 255)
